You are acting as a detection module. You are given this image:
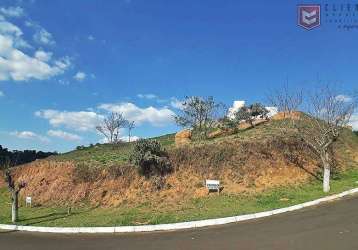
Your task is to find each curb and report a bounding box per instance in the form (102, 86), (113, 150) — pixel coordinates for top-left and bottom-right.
(1, 187), (358, 234)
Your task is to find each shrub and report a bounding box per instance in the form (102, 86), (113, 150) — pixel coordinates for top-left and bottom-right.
(130, 139), (172, 177)
(73, 162), (102, 183)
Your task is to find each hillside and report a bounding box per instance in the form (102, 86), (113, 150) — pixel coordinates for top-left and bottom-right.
(2, 119), (358, 210)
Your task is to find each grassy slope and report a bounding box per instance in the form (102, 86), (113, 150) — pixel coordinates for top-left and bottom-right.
(1, 122), (357, 226)
(49, 120), (296, 167)
(49, 133), (175, 166)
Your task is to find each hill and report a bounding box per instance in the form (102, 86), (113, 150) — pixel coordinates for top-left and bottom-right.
(1, 118), (358, 226)
(2, 119), (358, 207)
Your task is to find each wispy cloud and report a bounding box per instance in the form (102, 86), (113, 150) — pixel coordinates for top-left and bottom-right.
(0, 6), (24, 18)
(25, 20), (55, 46)
(170, 97), (184, 109)
(98, 102), (175, 126)
(47, 130), (82, 141)
(35, 109), (103, 132)
(10, 131), (50, 143)
(73, 71), (86, 81)
(137, 93), (157, 99)
(336, 94), (353, 103)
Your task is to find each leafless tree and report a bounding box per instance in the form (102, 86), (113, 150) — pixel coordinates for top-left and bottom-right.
(294, 86), (355, 192)
(4, 169), (26, 223)
(268, 83), (303, 117)
(96, 112), (128, 143)
(126, 121), (135, 142)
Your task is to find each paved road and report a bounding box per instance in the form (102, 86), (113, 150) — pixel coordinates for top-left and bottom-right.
(1, 196), (358, 250)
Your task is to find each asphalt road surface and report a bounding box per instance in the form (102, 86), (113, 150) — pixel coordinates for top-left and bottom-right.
(1, 195), (358, 250)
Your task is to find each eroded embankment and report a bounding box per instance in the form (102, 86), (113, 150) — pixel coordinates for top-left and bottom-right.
(1, 136), (336, 208)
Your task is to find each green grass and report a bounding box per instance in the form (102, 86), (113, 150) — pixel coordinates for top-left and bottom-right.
(1, 168), (358, 227)
(49, 133), (175, 166)
(47, 120), (290, 167)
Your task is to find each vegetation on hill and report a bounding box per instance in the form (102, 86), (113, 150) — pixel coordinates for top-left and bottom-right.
(48, 133), (175, 166)
(0, 145), (56, 167)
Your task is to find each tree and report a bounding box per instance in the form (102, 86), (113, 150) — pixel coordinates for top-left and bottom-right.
(250, 103), (269, 120)
(269, 84), (356, 193)
(268, 83), (303, 117)
(234, 103), (269, 127)
(235, 106), (254, 126)
(0, 145), (55, 167)
(174, 96), (225, 138)
(96, 112), (128, 143)
(126, 121), (135, 142)
(4, 169), (26, 223)
(293, 86), (355, 192)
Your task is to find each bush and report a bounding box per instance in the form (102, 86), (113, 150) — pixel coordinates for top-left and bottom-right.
(73, 162), (102, 183)
(130, 139), (172, 177)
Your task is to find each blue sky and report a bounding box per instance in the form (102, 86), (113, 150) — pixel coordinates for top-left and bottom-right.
(0, 0), (357, 152)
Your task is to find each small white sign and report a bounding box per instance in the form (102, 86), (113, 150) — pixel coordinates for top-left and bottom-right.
(206, 180), (220, 191)
(26, 196), (32, 207)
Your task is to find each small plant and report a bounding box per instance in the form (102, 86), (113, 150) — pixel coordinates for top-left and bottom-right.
(76, 145), (85, 150)
(130, 139), (172, 178)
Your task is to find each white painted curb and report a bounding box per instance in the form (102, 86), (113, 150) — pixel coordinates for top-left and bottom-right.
(1, 187), (358, 234)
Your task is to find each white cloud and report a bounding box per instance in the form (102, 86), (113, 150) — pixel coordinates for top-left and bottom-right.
(34, 50), (52, 62)
(336, 95), (353, 103)
(0, 20), (22, 36)
(74, 71), (86, 81)
(227, 100), (246, 119)
(0, 19), (31, 49)
(0, 16), (71, 82)
(47, 130), (82, 141)
(88, 35), (95, 41)
(98, 102), (175, 126)
(25, 20), (55, 46)
(170, 97), (184, 109)
(137, 93), (157, 99)
(35, 109), (103, 131)
(349, 113), (358, 131)
(0, 91), (4, 97)
(0, 6), (24, 18)
(0, 35), (71, 81)
(10, 130), (50, 143)
(33, 27), (54, 45)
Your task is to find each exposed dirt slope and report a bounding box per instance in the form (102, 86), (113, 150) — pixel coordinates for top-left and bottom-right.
(2, 122), (358, 208)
